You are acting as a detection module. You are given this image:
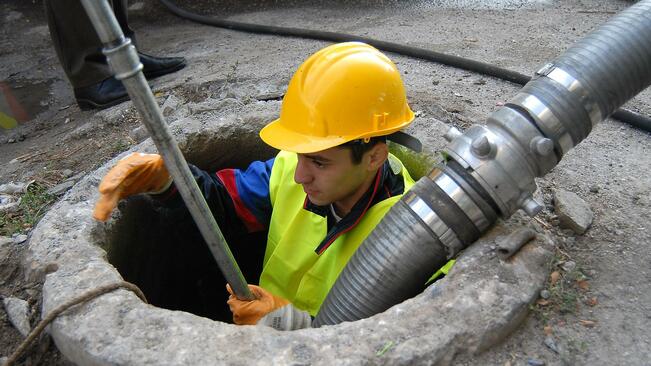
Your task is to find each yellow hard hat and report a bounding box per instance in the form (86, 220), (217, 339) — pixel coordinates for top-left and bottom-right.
(260, 42), (415, 153)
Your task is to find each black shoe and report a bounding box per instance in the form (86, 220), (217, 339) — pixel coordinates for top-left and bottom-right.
(74, 54), (186, 110)
(74, 77), (129, 111)
(140, 53), (186, 79)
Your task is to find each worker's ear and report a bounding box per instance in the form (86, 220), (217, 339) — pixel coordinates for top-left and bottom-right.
(365, 142), (389, 171)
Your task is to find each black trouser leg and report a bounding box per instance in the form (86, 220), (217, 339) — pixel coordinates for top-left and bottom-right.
(44, 0), (133, 89)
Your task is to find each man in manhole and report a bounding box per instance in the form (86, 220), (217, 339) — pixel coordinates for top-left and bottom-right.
(93, 42), (452, 330)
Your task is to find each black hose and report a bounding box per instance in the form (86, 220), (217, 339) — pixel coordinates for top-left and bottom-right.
(612, 109), (651, 132)
(158, 0), (651, 133)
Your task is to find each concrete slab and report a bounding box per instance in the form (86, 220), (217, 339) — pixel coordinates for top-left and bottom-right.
(24, 105), (553, 365)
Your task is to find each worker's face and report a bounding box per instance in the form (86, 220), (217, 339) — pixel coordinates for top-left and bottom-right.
(294, 143), (388, 212)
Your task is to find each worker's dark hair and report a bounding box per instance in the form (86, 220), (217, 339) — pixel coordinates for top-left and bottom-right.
(341, 136), (387, 164)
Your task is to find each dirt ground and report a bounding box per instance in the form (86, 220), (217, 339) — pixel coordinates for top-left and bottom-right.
(1, 0), (650, 365)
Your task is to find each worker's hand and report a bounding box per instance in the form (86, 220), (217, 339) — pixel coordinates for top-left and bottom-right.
(227, 284), (289, 325)
(93, 152), (172, 221)
(226, 284), (312, 330)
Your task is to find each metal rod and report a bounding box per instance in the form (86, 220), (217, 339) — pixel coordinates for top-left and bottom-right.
(80, 0), (254, 301)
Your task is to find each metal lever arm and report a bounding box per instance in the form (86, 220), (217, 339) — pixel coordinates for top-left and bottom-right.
(81, 0), (255, 301)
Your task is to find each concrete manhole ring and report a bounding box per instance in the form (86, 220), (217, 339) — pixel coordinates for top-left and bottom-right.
(24, 108), (552, 365)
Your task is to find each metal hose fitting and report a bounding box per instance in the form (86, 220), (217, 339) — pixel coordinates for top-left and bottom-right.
(315, 0), (651, 326)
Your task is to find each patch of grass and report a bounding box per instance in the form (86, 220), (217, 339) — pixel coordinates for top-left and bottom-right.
(531, 249), (588, 322)
(387, 141), (439, 180)
(555, 280), (580, 314)
(0, 183), (56, 236)
(567, 336), (589, 354)
(226, 60), (239, 84)
(529, 302), (550, 323)
(110, 138), (132, 155)
(376, 341), (394, 357)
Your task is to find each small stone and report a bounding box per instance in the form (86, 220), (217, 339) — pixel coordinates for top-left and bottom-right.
(162, 94), (181, 117)
(70, 122), (95, 140)
(96, 106), (130, 126)
(561, 261), (576, 272)
(589, 185), (599, 193)
(62, 169), (74, 178)
(255, 92), (284, 101)
(47, 180), (75, 196)
(544, 336), (560, 354)
(0, 195), (20, 213)
(527, 358), (546, 366)
(0, 236), (12, 246)
(129, 126), (149, 142)
(3, 297), (31, 337)
(553, 189), (593, 234)
(540, 290), (551, 299)
(13, 234), (28, 244)
(0, 182), (28, 194)
(8, 138), (16, 143)
(579, 319), (596, 328)
(65, 172), (85, 184)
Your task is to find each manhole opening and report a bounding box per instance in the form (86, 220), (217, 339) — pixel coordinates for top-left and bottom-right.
(103, 128), (276, 322)
(98, 126), (438, 324)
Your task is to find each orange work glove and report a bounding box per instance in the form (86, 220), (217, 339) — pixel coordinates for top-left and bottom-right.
(93, 153), (172, 221)
(226, 284), (289, 325)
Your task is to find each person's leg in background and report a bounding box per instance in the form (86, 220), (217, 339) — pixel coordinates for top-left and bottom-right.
(44, 0), (186, 110)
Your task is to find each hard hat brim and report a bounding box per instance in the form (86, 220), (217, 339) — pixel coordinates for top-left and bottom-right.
(260, 118), (349, 154)
(260, 112), (415, 154)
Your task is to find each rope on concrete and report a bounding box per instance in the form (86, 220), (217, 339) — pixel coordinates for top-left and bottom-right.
(3, 281), (147, 366)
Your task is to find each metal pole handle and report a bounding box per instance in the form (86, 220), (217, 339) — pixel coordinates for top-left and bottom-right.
(81, 0), (255, 301)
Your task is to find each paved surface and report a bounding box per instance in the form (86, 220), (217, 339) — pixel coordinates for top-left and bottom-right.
(1, 1), (649, 365)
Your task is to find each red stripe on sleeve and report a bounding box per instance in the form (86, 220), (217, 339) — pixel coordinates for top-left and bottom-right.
(216, 170), (265, 232)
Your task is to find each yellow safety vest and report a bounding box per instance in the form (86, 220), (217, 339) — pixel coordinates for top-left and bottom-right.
(260, 151), (452, 316)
